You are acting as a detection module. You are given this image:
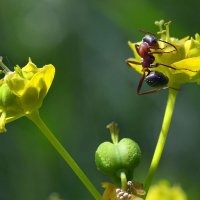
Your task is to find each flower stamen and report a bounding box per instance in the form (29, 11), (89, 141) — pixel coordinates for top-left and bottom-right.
(0, 57), (11, 73)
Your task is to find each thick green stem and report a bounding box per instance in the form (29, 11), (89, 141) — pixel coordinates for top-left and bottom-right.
(27, 110), (101, 200)
(144, 89), (178, 197)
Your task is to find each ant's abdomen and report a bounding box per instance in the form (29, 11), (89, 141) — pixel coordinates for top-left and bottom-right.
(145, 71), (169, 87)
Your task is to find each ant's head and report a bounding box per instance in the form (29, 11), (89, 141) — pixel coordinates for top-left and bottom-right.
(142, 35), (159, 49)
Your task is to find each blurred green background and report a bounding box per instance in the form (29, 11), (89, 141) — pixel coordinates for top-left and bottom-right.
(0, 0), (200, 199)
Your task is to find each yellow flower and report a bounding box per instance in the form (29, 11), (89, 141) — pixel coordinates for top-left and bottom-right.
(0, 57), (55, 132)
(48, 193), (63, 200)
(101, 182), (145, 200)
(101, 182), (118, 200)
(127, 20), (200, 90)
(146, 181), (187, 200)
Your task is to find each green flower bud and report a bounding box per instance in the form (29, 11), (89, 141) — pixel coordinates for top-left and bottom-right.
(0, 83), (16, 107)
(95, 122), (141, 184)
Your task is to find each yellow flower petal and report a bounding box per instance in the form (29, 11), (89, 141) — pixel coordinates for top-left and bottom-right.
(5, 72), (27, 96)
(101, 182), (117, 200)
(184, 35), (200, 58)
(20, 64), (55, 113)
(171, 57), (200, 85)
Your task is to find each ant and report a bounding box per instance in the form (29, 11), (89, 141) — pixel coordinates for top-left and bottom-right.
(126, 30), (180, 95)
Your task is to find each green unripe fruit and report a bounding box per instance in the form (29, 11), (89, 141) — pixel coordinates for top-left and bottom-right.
(0, 83), (16, 107)
(95, 137), (141, 184)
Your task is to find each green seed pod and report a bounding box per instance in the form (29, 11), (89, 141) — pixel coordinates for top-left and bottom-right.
(0, 83), (16, 107)
(95, 137), (141, 184)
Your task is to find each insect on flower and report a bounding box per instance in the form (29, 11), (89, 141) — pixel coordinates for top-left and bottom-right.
(116, 181), (146, 200)
(126, 30), (179, 95)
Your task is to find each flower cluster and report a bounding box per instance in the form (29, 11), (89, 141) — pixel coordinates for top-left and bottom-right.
(127, 20), (200, 89)
(101, 180), (187, 200)
(146, 181), (187, 200)
(0, 58), (55, 132)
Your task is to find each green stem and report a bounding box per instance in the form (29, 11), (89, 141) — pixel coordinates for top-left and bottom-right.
(144, 89), (178, 197)
(27, 110), (101, 200)
(120, 171), (127, 191)
(106, 122), (119, 144)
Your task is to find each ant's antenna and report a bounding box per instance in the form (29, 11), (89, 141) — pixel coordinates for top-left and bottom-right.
(157, 39), (177, 51)
(139, 29), (177, 51)
(138, 29), (156, 37)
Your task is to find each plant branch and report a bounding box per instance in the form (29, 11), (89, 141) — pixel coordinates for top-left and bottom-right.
(27, 110), (101, 200)
(144, 89), (178, 197)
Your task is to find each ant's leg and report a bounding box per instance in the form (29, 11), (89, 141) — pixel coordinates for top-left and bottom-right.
(149, 48), (177, 55)
(151, 62), (197, 72)
(169, 86), (180, 91)
(150, 62), (176, 70)
(138, 86), (179, 95)
(137, 72), (146, 95)
(135, 44), (140, 55)
(125, 59), (142, 67)
(138, 87), (166, 95)
(156, 45), (177, 52)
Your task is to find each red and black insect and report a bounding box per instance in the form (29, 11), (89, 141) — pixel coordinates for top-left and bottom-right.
(126, 30), (178, 95)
